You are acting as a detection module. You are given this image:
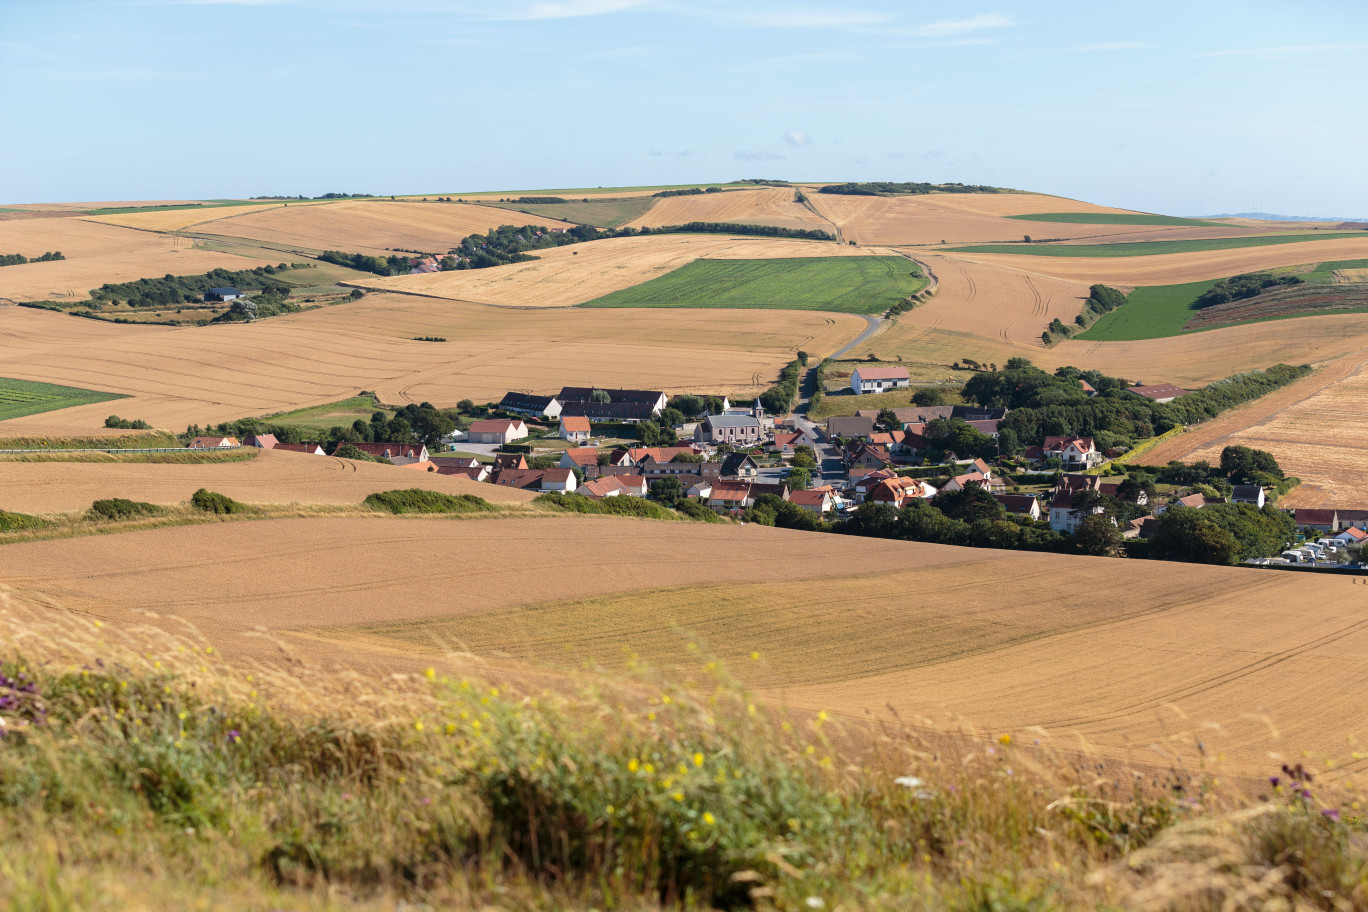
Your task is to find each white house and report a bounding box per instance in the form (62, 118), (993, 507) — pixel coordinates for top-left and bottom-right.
(467, 419), (529, 445)
(1048, 488), (1106, 533)
(1230, 484), (1266, 508)
(559, 415), (592, 442)
(850, 366), (911, 395)
(540, 468), (578, 494)
(1042, 435), (1102, 470)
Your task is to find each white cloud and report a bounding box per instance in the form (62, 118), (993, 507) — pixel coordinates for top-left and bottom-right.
(782, 129), (810, 147)
(734, 150), (785, 162)
(912, 13), (1012, 38)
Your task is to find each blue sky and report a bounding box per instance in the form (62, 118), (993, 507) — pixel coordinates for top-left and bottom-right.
(3, 0), (1366, 215)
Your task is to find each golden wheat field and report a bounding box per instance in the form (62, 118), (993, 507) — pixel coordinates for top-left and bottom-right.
(939, 237), (1368, 286)
(0, 296), (861, 432)
(803, 192), (1168, 246)
(1145, 349), (1368, 506)
(83, 203), (295, 232)
(0, 218), (273, 301)
(0, 448), (534, 514)
(362, 232), (880, 306)
(4, 514), (1365, 773)
(627, 187), (834, 232)
(196, 199), (576, 257)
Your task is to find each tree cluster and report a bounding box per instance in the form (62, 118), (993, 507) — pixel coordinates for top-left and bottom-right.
(318, 251), (419, 277)
(652, 187), (725, 198)
(512, 197), (567, 204)
(209, 291), (300, 324)
(91, 264), (302, 308)
(1146, 503), (1296, 565)
(0, 251), (64, 267)
(660, 221), (835, 241)
(1195, 272), (1303, 309)
(758, 357), (804, 415)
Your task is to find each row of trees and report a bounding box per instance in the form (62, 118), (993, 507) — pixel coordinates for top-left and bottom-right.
(817, 182), (1005, 196)
(758, 354), (806, 415)
(653, 187), (725, 198)
(0, 251), (64, 267)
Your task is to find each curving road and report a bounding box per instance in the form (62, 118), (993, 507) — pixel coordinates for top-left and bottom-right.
(830, 314), (886, 360)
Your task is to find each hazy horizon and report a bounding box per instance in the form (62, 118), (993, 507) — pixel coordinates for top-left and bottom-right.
(4, 0), (1365, 216)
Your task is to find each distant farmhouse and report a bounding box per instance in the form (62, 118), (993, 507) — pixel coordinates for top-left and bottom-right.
(203, 287), (244, 303)
(850, 366), (910, 395)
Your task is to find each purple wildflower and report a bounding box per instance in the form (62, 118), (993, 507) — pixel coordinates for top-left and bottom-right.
(226, 729), (241, 744)
(1322, 808), (1341, 821)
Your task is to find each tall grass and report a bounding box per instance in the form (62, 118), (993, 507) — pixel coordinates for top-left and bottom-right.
(0, 589), (1365, 909)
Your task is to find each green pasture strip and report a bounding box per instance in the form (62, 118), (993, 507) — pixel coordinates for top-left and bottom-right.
(1006, 212), (1222, 227)
(580, 256), (926, 315)
(1076, 280), (1216, 341)
(0, 378), (126, 422)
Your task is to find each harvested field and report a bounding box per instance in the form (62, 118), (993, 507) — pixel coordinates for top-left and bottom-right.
(0, 448), (533, 514)
(84, 203), (286, 231)
(7, 514), (1368, 773)
(1006, 212), (1220, 227)
(627, 188), (835, 232)
(198, 199), (575, 258)
(885, 254), (1091, 347)
(804, 192), (1166, 245)
(362, 233), (877, 307)
(0, 295), (862, 432)
(0, 242), (269, 302)
(947, 233), (1368, 259)
(474, 197), (655, 229)
(1145, 349), (1368, 504)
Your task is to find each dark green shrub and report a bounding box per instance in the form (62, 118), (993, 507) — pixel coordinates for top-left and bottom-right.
(675, 499), (725, 523)
(90, 498), (162, 520)
(190, 489), (245, 515)
(364, 489), (495, 515)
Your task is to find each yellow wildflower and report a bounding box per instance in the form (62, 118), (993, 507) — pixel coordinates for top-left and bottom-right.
(693, 752), (705, 767)
(703, 812), (715, 825)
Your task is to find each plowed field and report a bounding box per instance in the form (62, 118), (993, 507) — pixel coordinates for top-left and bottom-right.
(628, 188), (834, 232)
(198, 199), (575, 257)
(0, 295), (862, 432)
(6, 515), (1365, 773)
(0, 447), (534, 514)
(362, 233), (877, 307)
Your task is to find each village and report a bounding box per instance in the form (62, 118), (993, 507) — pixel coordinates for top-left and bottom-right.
(179, 364), (1366, 571)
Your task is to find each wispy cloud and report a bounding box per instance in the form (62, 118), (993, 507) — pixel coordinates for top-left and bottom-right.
(782, 129), (810, 147)
(1195, 42), (1368, 58)
(517, 0), (646, 20)
(719, 6), (896, 29)
(912, 13), (1013, 38)
(734, 150), (785, 162)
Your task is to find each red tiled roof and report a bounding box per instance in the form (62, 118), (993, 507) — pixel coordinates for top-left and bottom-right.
(789, 489), (830, 507)
(1295, 508), (1338, 525)
(560, 416), (592, 434)
(562, 447), (599, 466)
(469, 419), (525, 434)
(1129, 384), (1189, 400)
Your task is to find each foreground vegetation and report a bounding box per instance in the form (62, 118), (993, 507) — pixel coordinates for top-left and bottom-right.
(0, 377), (124, 422)
(0, 593), (1363, 909)
(582, 257), (926, 314)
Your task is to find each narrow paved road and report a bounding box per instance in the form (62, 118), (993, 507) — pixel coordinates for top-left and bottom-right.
(830, 314), (886, 360)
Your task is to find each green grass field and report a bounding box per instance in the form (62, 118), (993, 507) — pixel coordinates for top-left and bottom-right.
(1292, 257), (1368, 283)
(948, 232), (1363, 257)
(474, 197), (656, 229)
(581, 256), (927, 314)
(258, 395), (392, 431)
(0, 378), (125, 422)
(1006, 212), (1220, 227)
(1075, 280), (1216, 341)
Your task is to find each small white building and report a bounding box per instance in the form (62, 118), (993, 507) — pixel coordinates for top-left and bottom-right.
(1230, 484), (1266, 508)
(559, 415), (592, 442)
(467, 419), (529, 445)
(850, 366), (911, 395)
